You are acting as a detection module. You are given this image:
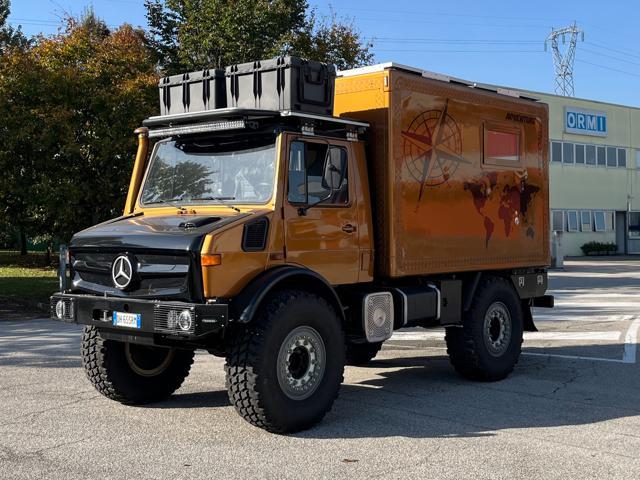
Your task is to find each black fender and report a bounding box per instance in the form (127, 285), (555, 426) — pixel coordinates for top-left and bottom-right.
(462, 272), (537, 331)
(462, 272), (482, 313)
(231, 265), (345, 324)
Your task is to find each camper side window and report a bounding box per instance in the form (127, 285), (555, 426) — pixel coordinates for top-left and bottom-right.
(483, 125), (522, 167)
(287, 141), (349, 206)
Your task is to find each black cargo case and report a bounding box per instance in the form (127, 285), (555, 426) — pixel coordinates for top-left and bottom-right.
(226, 57), (336, 115)
(159, 69), (226, 116)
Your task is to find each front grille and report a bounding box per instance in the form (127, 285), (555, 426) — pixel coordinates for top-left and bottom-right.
(71, 251), (191, 299)
(154, 304), (196, 335)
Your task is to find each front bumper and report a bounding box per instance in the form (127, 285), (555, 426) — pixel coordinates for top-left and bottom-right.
(50, 293), (228, 339)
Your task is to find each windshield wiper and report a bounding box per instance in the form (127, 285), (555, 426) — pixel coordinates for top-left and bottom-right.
(146, 197), (188, 212)
(194, 196), (241, 213)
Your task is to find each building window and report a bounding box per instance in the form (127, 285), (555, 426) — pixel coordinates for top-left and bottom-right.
(597, 146), (606, 166)
(586, 145), (596, 165)
(575, 144), (585, 164)
(552, 210), (564, 231)
(606, 146), (617, 167)
(594, 211), (605, 232)
(562, 142), (574, 164)
(580, 211), (592, 231)
(629, 212), (640, 238)
(551, 141), (562, 163)
(605, 211), (614, 231)
(617, 148), (626, 168)
(594, 211), (614, 232)
(566, 210), (579, 232)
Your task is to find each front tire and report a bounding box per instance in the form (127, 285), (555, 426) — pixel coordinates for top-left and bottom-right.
(225, 290), (345, 433)
(445, 277), (523, 381)
(81, 326), (194, 404)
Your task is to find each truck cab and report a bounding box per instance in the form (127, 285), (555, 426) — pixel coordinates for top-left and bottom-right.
(51, 59), (553, 433)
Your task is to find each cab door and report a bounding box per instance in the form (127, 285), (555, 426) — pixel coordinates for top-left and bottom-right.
(283, 135), (360, 285)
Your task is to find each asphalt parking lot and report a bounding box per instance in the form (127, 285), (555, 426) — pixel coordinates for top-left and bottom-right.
(1, 258), (639, 479)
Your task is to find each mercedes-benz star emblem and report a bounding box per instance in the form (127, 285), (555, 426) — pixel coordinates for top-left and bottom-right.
(111, 255), (133, 290)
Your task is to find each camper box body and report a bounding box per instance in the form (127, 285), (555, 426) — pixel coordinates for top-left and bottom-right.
(334, 65), (550, 278)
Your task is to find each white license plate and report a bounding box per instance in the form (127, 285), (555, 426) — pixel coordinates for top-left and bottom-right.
(112, 311), (142, 329)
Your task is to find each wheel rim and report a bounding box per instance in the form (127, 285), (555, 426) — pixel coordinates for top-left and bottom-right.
(483, 301), (512, 357)
(125, 343), (175, 377)
(276, 326), (326, 400)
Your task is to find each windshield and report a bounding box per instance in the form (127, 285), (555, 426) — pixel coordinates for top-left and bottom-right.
(140, 135), (277, 206)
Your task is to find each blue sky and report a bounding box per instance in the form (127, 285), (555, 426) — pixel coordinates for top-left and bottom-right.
(7, 0), (640, 106)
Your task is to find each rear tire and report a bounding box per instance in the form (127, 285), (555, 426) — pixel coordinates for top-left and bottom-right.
(81, 326), (194, 404)
(345, 341), (383, 366)
(225, 290), (345, 433)
(445, 277), (523, 381)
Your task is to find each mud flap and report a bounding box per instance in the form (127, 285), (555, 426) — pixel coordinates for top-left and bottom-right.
(522, 301), (538, 332)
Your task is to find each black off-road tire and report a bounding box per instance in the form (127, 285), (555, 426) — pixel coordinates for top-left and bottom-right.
(445, 277), (523, 382)
(81, 326), (195, 404)
(225, 290), (345, 433)
(345, 341), (383, 366)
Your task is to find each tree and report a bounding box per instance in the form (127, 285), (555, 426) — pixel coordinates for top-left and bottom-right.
(0, 0), (27, 55)
(283, 9), (374, 71)
(144, 0), (373, 73)
(0, 14), (158, 253)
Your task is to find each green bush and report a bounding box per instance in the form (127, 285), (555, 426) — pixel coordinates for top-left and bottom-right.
(580, 241), (617, 255)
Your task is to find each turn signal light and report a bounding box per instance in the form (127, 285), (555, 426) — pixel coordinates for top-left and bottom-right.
(201, 254), (222, 266)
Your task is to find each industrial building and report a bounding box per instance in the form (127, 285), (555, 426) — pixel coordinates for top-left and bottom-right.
(522, 91), (640, 256)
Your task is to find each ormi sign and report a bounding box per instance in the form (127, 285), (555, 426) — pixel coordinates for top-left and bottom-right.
(565, 106), (607, 137)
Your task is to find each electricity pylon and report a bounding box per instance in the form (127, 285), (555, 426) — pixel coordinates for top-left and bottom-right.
(545, 23), (584, 97)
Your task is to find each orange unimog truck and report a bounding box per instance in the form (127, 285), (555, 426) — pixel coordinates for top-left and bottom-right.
(51, 58), (553, 433)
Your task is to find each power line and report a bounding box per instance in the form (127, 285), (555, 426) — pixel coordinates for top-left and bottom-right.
(310, 4), (574, 24)
(576, 59), (640, 78)
(373, 37), (540, 45)
(580, 48), (640, 68)
(375, 49), (544, 54)
(585, 41), (640, 61)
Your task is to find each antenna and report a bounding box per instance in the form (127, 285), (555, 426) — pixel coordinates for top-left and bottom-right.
(544, 22), (584, 97)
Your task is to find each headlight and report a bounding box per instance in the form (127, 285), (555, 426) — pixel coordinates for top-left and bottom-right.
(177, 310), (193, 332)
(55, 300), (66, 319)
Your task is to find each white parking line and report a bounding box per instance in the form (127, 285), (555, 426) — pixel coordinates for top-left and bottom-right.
(522, 352), (627, 364)
(622, 317), (640, 364)
(390, 331), (621, 342)
(388, 316), (639, 365)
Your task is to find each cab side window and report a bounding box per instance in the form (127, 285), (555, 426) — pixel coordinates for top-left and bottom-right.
(288, 141), (349, 206)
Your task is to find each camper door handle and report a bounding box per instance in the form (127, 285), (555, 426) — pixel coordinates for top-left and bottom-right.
(342, 224), (356, 234)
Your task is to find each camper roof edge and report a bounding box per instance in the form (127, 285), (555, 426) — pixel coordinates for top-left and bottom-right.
(337, 62), (539, 101)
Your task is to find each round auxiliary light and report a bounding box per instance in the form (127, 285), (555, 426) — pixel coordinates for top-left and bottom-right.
(55, 300), (66, 319)
(177, 310), (193, 332)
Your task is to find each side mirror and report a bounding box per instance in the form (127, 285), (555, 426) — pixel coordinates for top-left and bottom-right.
(322, 148), (346, 192)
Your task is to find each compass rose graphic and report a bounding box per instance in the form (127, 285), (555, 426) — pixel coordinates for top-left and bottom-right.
(401, 100), (468, 204)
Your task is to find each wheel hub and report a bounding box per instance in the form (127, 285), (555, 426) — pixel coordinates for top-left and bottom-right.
(277, 326), (326, 400)
(125, 343), (174, 377)
(483, 301), (512, 357)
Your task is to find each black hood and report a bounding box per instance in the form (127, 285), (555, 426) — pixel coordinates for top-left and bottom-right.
(70, 213), (248, 252)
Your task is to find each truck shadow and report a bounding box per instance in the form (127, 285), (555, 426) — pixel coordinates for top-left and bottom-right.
(151, 390), (230, 409)
(296, 344), (638, 439)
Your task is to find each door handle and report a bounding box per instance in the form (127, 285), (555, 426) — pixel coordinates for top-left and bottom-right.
(342, 223), (356, 234)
